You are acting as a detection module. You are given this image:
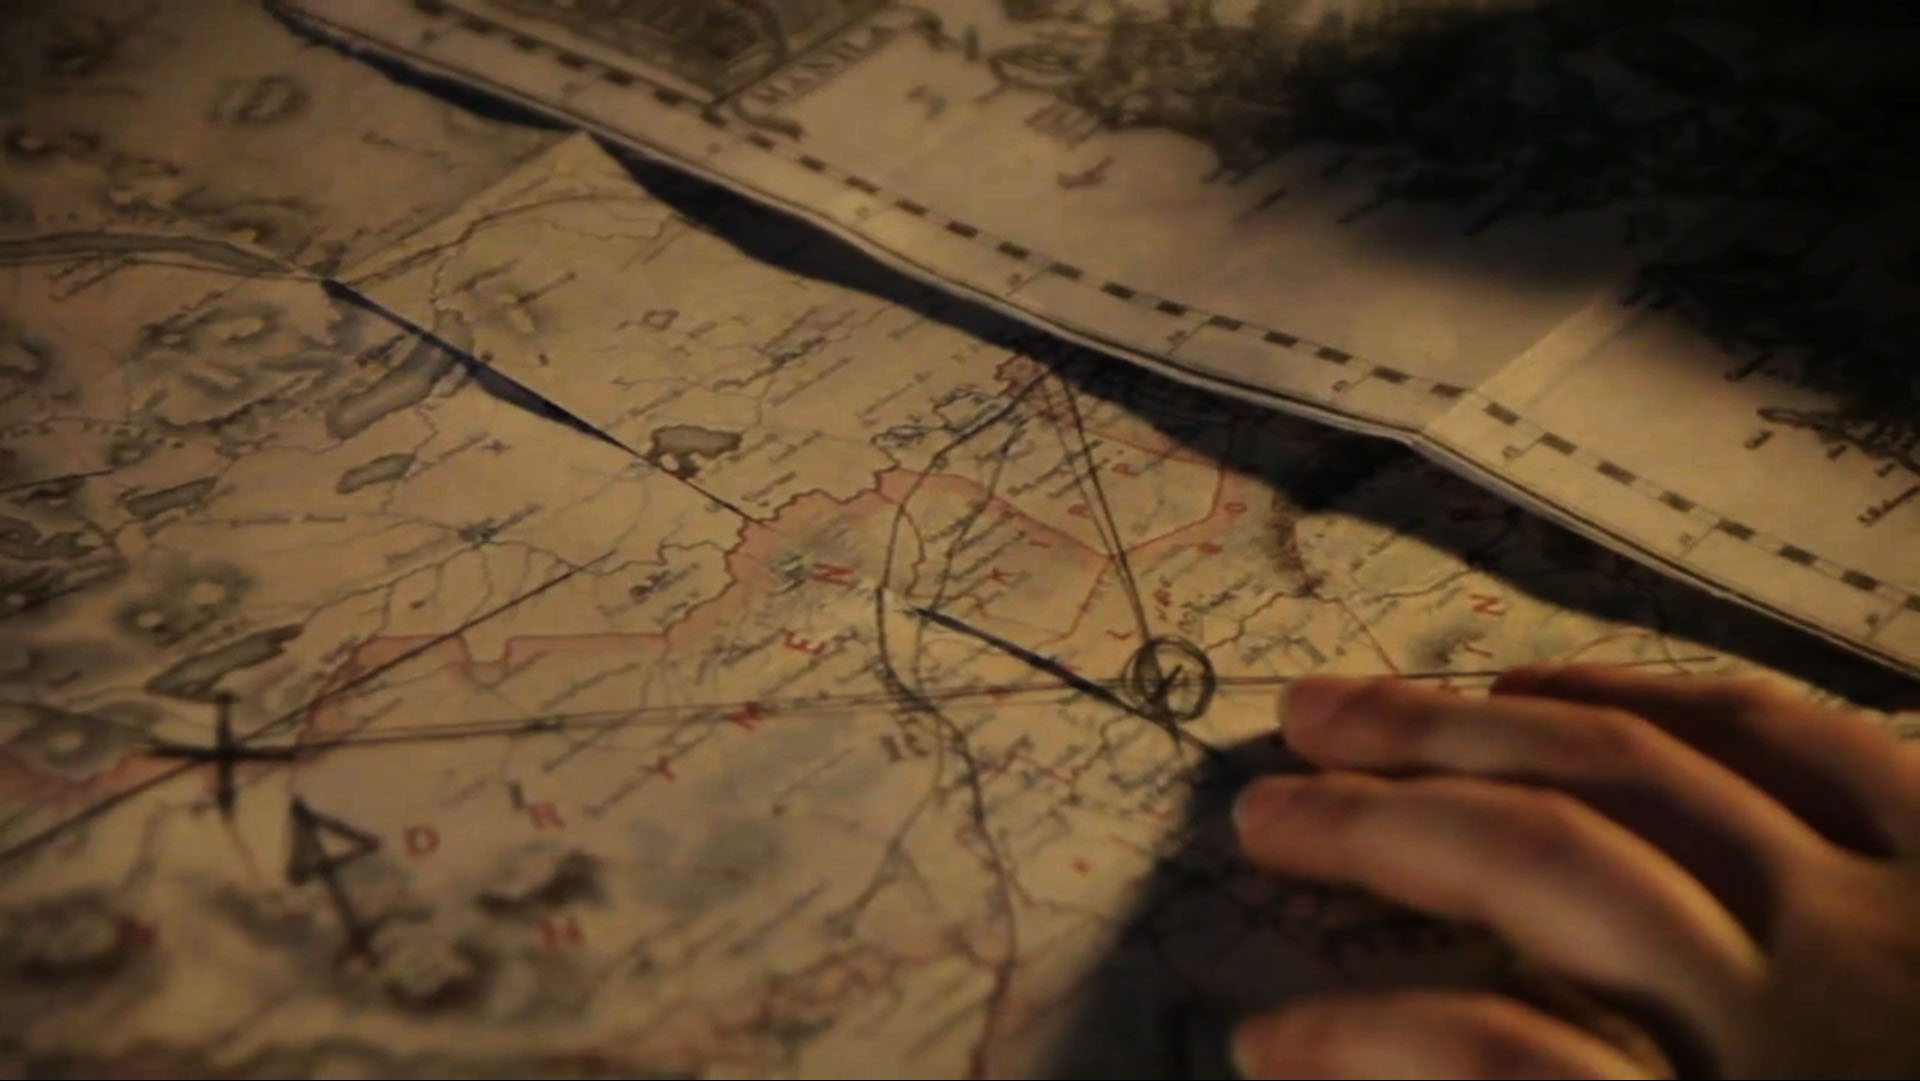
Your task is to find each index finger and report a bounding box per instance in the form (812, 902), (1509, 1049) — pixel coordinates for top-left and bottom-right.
(1493, 666), (1920, 856)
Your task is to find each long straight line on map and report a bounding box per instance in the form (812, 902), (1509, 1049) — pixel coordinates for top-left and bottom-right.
(0, 551), (610, 869)
(328, 271), (1259, 773)
(276, 0), (1920, 681)
(130, 660), (1713, 753)
(321, 278), (780, 528)
(31, 6), (1898, 1076)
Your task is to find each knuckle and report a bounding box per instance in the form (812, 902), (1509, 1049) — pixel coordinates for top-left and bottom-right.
(1486, 790), (1593, 870)
(1390, 705), (1450, 754)
(1345, 676), (1414, 717)
(1294, 778), (1371, 831)
(1577, 707), (1663, 766)
(1346, 679), (1447, 752)
(1237, 776), (1373, 837)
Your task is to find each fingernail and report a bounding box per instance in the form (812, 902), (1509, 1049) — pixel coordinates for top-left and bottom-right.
(1283, 675), (1367, 739)
(1232, 777), (1301, 836)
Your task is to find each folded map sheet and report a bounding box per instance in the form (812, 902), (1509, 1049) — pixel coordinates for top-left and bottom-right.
(278, 0), (1920, 679)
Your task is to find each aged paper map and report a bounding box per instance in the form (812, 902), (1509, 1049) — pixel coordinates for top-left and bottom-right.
(2, 2), (1916, 1079)
(277, 0), (1920, 678)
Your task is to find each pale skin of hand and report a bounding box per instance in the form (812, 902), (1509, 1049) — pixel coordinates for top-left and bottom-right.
(1230, 665), (1920, 1080)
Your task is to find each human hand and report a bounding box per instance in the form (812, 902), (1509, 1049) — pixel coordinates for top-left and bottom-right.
(1231, 666), (1920, 1079)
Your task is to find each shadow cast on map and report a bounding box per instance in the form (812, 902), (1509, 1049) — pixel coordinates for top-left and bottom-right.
(510, 155), (1913, 1078)
(1028, 734), (1530, 1080)
(623, 144), (1917, 1076)
(274, 11), (1918, 1077)
(282, 0), (1920, 474)
(1014, 0), (1920, 478)
(279, 1), (1918, 713)
(1032, 734), (1309, 1081)
(620, 148), (1915, 712)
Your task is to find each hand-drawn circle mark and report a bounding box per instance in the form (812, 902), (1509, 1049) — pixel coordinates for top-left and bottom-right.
(988, 43), (1087, 91)
(1121, 636), (1216, 724)
(208, 75), (310, 126)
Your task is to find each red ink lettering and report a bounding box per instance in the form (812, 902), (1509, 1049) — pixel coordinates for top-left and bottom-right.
(528, 802), (565, 830)
(726, 702), (765, 730)
(1105, 630), (1134, 641)
(1154, 588), (1172, 607)
(1197, 542), (1223, 555)
(1067, 504), (1090, 518)
(1222, 501), (1248, 514)
(811, 563), (855, 586)
(649, 755), (677, 781)
(1469, 593), (1508, 617)
(782, 631), (831, 655)
(986, 567), (1016, 585)
(1456, 642), (1493, 659)
(403, 825), (440, 857)
(118, 919), (157, 949)
(1112, 462), (1139, 476)
(541, 916), (584, 949)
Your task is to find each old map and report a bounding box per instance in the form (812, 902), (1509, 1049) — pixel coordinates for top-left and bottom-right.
(2, 3), (1916, 1079)
(277, 0), (1920, 678)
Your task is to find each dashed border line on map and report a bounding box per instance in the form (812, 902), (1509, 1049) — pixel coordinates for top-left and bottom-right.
(385, 0), (1920, 635)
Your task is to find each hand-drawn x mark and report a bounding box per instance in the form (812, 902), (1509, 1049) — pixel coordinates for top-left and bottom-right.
(146, 694), (299, 818)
